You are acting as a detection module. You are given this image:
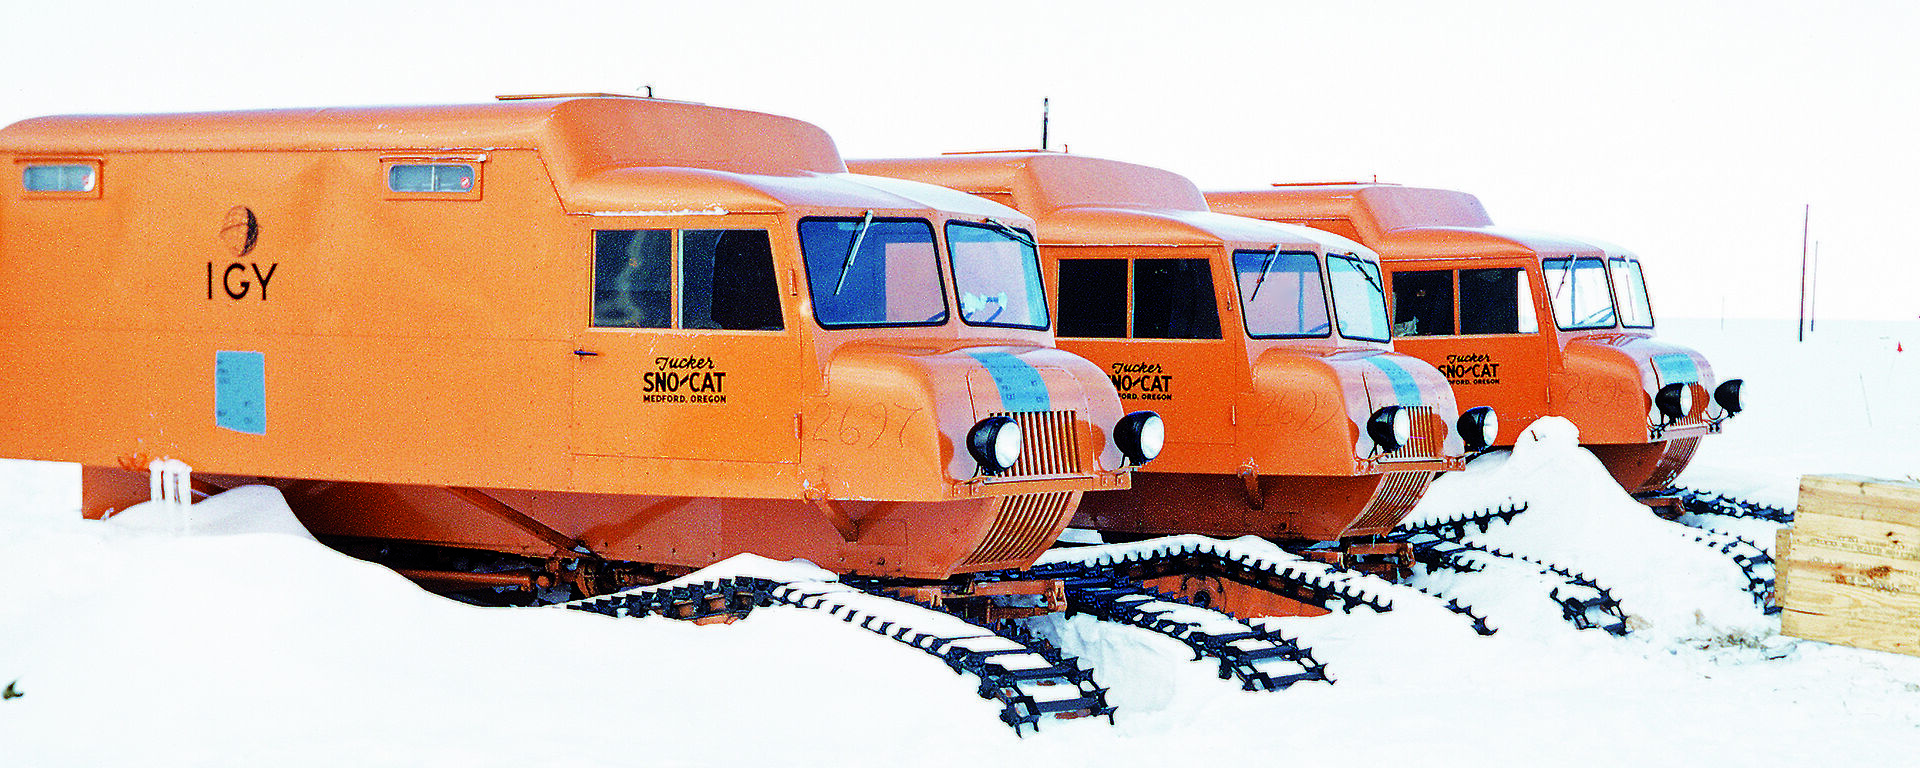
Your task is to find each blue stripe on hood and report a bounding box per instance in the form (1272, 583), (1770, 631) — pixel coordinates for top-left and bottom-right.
(1365, 355), (1424, 405)
(967, 351), (1051, 412)
(1651, 353), (1700, 384)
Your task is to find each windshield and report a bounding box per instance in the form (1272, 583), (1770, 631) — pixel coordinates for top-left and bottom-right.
(1233, 249), (1329, 338)
(1328, 254), (1391, 342)
(1542, 256), (1616, 329)
(1609, 257), (1654, 328)
(799, 217), (948, 328)
(947, 221), (1049, 330)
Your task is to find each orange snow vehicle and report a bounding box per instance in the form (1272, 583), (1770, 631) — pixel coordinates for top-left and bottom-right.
(1208, 184), (1743, 504)
(0, 96), (1160, 599)
(852, 153), (1481, 606)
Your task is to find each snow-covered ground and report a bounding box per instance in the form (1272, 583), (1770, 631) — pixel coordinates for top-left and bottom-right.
(3, 318), (1918, 767)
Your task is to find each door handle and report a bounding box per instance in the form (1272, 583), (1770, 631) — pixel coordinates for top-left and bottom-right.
(573, 349), (599, 357)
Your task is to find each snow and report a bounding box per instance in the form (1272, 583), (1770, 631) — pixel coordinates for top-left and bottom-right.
(5, 318), (1920, 766)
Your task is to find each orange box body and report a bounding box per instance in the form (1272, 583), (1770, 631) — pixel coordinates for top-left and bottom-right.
(0, 97), (1138, 580)
(1209, 184), (1725, 493)
(852, 154), (1463, 543)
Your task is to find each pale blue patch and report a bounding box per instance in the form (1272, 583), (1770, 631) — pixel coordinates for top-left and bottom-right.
(1365, 354), (1424, 405)
(967, 351), (1051, 412)
(1651, 353), (1699, 384)
(216, 351), (266, 435)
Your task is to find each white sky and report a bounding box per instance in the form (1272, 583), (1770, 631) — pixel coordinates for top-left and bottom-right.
(6, 0), (1915, 321)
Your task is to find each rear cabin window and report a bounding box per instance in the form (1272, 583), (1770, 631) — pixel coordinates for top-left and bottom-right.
(22, 163), (97, 193)
(1056, 257), (1222, 340)
(1459, 268), (1538, 334)
(1392, 270), (1454, 336)
(1134, 258), (1222, 339)
(592, 229), (784, 331)
(1056, 259), (1128, 338)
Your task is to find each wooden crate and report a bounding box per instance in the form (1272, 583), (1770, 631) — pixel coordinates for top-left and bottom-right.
(1777, 474), (1920, 658)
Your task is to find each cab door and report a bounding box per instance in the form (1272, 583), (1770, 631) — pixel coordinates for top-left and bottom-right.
(571, 226), (801, 464)
(1053, 252), (1239, 469)
(1386, 262), (1554, 445)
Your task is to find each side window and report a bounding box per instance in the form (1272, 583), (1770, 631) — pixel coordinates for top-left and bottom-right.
(1134, 258), (1221, 340)
(593, 230), (672, 328)
(383, 158), (483, 200)
(20, 161), (102, 198)
(682, 230), (783, 331)
(1459, 268), (1539, 334)
(1391, 270), (1454, 336)
(1057, 259), (1128, 338)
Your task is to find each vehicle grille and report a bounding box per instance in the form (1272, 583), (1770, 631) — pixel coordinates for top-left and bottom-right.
(1353, 471), (1434, 532)
(1646, 436), (1700, 490)
(958, 491), (1075, 569)
(992, 410), (1083, 479)
(1379, 405), (1442, 462)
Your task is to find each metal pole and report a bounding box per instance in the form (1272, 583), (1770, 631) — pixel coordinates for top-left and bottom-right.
(1809, 241), (1819, 332)
(1798, 204), (1809, 342)
(1041, 98), (1050, 151)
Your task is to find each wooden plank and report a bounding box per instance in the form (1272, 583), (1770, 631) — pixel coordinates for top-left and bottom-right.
(1780, 545), (1920, 595)
(1786, 512), (1920, 561)
(1797, 474), (1920, 525)
(1779, 579), (1920, 658)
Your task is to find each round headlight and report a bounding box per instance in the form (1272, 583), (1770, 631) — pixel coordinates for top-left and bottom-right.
(1714, 378), (1744, 415)
(1458, 406), (1498, 452)
(1655, 383), (1691, 421)
(1115, 411), (1164, 465)
(967, 416), (1023, 474)
(1368, 406), (1412, 453)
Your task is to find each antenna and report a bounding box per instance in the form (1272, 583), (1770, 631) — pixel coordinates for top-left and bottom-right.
(1041, 98), (1050, 151)
(1798, 204), (1809, 342)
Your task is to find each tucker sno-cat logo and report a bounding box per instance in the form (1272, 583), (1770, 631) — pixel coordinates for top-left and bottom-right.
(1440, 353), (1501, 385)
(642, 356), (728, 404)
(1109, 361), (1171, 401)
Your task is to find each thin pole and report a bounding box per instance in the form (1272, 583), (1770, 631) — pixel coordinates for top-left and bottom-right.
(1798, 204), (1809, 342)
(1809, 241), (1819, 332)
(1041, 98), (1050, 151)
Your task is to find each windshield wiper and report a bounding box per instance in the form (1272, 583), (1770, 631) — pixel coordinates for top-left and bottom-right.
(983, 218), (1037, 250)
(831, 210), (876, 296)
(1249, 244), (1284, 301)
(1346, 253), (1384, 294)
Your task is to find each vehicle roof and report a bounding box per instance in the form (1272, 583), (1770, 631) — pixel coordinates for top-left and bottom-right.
(0, 97), (1031, 218)
(1206, 184), (1618, 259)
(850, 152), (1360, 252)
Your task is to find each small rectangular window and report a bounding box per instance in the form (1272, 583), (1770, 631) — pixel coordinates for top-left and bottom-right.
(19, 161), (101, 198)
(1057, 259), (1128, 338)
(388, 164), (474, 193)
(1392, 270), (1455, 336)
(593, 230), (672, 328)
(1134, 258), (1221, 340)
(1459, 268), (1539, 334)
(382, 157), (483, 200)
(682, 230), (784, 331)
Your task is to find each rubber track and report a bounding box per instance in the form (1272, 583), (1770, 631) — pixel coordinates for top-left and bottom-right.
(1397, 501), (1529, 540)
(1682, 529), (1779, 613)
(569, 577), (1113, 734)
(1020, 540), (1396, 614)
(1673, 488), (1793, 524)
(1406, 535), (1630, 636)
(1038, 566), (1328, 691)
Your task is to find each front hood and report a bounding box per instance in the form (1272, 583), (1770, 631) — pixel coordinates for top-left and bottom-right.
(825, 342), (1128, 476)
(1249, 347), (1463, 464)
(1566, 333), (1716, 396)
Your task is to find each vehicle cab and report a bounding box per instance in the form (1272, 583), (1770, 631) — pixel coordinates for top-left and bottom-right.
(1207, 184), (1743, 497)
(852, 154), (1473, 553)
